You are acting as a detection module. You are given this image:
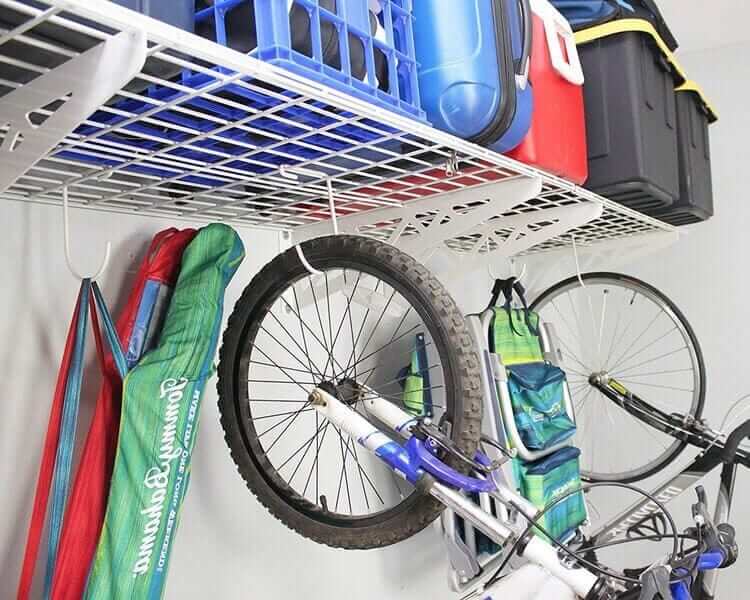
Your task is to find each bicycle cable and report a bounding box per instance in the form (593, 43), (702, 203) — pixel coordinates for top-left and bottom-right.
(484, 481), (682, 589)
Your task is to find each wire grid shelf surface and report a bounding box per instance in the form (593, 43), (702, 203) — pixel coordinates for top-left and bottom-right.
(0, 0), (674, 254)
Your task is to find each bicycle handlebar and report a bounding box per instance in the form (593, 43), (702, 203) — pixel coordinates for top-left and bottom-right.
(722, 418), (750, 464)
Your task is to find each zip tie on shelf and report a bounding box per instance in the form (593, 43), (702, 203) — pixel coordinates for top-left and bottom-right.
(571, 233), (586, 289)
(295, 244), (323, 277)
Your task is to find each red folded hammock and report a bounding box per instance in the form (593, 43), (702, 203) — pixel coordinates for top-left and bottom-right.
(17, 228), (196, 600)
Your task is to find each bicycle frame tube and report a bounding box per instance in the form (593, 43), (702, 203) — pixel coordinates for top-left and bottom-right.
(310, 387), (600, 599)
(586, 450), (724, 545)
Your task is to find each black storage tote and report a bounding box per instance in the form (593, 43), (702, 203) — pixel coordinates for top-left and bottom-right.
(551, 0), (678, 50)
(653, 85), (717, 225)
(576, 19), (682, 213)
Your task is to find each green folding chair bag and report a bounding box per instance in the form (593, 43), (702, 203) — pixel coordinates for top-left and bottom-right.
(85, 224), (244, 600)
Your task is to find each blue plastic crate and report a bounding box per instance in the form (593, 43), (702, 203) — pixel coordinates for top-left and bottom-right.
(194, 0), (426, 122)
(57, 1), (418, 188)
(62, 66), (402, 188)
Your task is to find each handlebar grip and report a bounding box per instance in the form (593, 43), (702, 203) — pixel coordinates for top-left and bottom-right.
(722, 419), (750, 463)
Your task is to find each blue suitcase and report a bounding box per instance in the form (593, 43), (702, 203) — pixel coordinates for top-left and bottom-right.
(412, 0), (534, 153)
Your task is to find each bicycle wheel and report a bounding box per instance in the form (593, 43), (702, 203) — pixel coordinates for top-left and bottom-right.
(531, 273), (705, 483)
(218, 235), (482, 549)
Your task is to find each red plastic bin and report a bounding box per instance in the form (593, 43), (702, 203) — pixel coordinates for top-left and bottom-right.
(508, 0), (588, 184)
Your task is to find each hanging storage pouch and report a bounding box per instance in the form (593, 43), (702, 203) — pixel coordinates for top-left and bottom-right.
(515, 446), (587, 541)
(507, 362), (575, 451)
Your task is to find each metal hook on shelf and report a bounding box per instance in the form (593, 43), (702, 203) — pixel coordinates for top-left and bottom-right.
(63, 187), (111, 281)
(486, 239), (527, 284)
(571, 233), (586, 289)
(279, 164), (339, 235)
(280, 164), (339, 276)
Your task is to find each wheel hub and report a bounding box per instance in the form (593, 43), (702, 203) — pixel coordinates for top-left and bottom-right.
(316, 378), (364, 406)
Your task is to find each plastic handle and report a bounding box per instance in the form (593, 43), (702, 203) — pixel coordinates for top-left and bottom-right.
(541, 4), (585, 86)
(516, 0), (533, 85)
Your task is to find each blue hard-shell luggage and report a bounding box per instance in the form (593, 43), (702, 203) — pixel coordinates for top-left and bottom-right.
(412, 0), (534, 153)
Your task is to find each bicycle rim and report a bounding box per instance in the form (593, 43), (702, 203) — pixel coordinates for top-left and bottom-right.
(531, 273), (705, 483)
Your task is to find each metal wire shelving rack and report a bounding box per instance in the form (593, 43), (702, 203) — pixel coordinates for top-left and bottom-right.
(0, 0), (676, 260)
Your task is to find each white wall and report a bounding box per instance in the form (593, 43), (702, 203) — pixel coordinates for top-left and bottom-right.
(0, 203), (455, 600)
(2, 40), (749, 600)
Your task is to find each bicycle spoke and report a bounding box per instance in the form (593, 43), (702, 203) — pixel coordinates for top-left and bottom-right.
(596, 289), (608, 369)
(344, 270), (360, 380)
(278, 419), (328, 476)
(265, 401), (312, 453)
(609, 306), (666, 372)
(609, 325), (678, 375)
(613, 345), (688, 377)
(248, 378), (318, 386)
(324, 271), (363, 378)
(264, 311), (325, 379)
(602, 286), (629, 368)
(250, 361), (317, 376)
(350, 287), (398, 378)
(567, 290), (594, 369)
(309, 274), (334, 379)
(293, 283), (317, 379)
(254, 326), (322, 386)
(323, 272), (337, 378)
(616, 368), (694, 379)
(336, 428), (387, 508)
(349, 436), (371, 510)
(550, 298), (591, 368)
(342, 280), (382, 376)
(303, 421), (330, 499)
(249, 398), (309, 403)
(334, 429), (353, 514)
(254, 408), (315, 422)
(634, 418), (670, 451)
(616, 379), (694, 394)
(278, 293), (348, 375)
(341, 323), (422, 376)
(258, 324), (324, 380)
(350, 338), (433, 388)
(258, 403), (310, 439)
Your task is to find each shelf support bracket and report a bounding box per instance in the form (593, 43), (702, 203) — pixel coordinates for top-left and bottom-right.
(0, 29), (147, 195)
(295, 176), (546, 261)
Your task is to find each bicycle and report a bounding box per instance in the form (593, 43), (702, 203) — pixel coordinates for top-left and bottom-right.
(216, 236), (745, 598)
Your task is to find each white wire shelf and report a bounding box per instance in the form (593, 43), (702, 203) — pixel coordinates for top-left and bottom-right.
(0, 0), (675, 255)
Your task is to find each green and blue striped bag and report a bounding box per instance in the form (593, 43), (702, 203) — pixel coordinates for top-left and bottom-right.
(515, 447), (587, 542)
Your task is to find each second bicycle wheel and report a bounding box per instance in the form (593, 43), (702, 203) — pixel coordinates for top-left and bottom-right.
(218, 235), (482, 549)
(531, 273), (705, 483)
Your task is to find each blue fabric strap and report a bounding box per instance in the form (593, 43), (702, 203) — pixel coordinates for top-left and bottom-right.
(41, 280), (129, 598)
(43, 279), (90, 599)
(92, 281), (128, 380)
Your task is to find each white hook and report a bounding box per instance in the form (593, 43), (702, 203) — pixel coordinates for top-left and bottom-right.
(486, 239), (527, 283)
(63, 187), (111, 281)
(326, 178), (339, 235)
(571, 233), (585, 288)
